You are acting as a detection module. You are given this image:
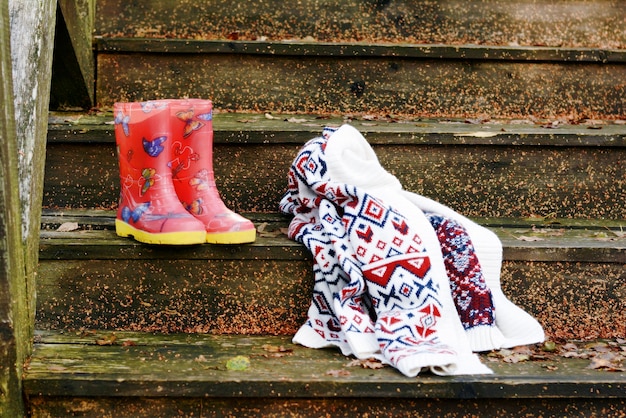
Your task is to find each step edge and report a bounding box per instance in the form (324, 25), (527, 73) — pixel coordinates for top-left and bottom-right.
(39, 212), (626, 263)
(47, 113), (626, 147)
(94, 38), (626, 64)
(24, 332), (626, 399)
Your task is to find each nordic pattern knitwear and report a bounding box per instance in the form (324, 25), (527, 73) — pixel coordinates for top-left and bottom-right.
(280, 131), (492, 376)
(426, 214), (496, 330)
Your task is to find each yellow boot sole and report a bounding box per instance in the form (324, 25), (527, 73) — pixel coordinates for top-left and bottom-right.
(116, 220), (206, 245)
(206, 228), (257, 244)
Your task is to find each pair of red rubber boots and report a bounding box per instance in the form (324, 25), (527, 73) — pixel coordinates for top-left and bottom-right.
(113, 99), (256, 245)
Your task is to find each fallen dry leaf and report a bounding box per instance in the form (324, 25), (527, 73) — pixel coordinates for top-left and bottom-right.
(345, 358), (385, 370)
(541, 121), (560, 129)
(285, 117), (308, 123)
(262, 344), (293, 354)
(95, 334), (117, 346)
(326, 369), (351, 377)
(516, 235), (545, 242)
(57, 222), (79, 232)
(586, 354), (625, 372)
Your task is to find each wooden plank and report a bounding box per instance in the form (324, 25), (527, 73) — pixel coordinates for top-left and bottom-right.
(96, 38), (626, 63)
(0, 3), (25, 416)
(35, 257), (312, 334)
(95, 52), (626, 119)
(34, 259), (624, 339)
(42, 141), (626, 219)
(38, 224), (626, 264)
(23, 333), (626, 399)
(26, 396), (626, 418)
(46, 111), (626, 147)
(9, 0), (57, 358)
(35, 212), (626, 339)
(94, 0), (626, 49)
(1, 0), (55, 416)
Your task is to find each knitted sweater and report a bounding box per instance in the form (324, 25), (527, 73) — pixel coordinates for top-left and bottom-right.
(279, 125), (544, 377)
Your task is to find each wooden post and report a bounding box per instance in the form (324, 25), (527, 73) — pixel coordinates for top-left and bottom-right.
(0, 2), (26, 415)
(0, 0), (56, 415)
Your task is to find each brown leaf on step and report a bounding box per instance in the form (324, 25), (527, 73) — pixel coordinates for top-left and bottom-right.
(345, 358), (385, 369)
(584, 341), (611, 353)
(326, 369), (351, 377)
(464, 117), (489, 124)
(516, 235), (545, 242)
(502, 353), (530, 363)
(194, 354), (208, 363)
(562, 342), (578, 351)
(95, 334), (117, 346)
(57, 222), (79, 232)
(262, 344), (293, 354)
(279, 227), (289, 236)
(285, 117), (309, 123)
(121, 340), (136, 347)
(256, 222), (269, 233)
(256, 223), (284, 238)
(541, 121), (560, 129)
(586, 353), (625, 372)
(511, 345), (534, 355)
(261, 344), (293, 358)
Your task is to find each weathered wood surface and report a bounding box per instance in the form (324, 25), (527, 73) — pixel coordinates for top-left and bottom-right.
(25, 332), (626, 397)
(35, 211), (626, 339)
(96, 38), (626, 63)
(0, 3), (25, 417)
(95, 0), (626, 49)
(2, 0), (55, 416)
(95, 51), (625, 119)
(47, 111), (626, 146)
(43, 113), (626, 219)
(23, 332), (626, 417)
(26, 396), (626, 418)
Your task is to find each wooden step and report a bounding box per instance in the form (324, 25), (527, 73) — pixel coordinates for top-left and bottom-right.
(93, 38), (625, 118)
(24, 330), (626, 417)
(95, 0), (625, 49)
(45, 111), (626, 219)
(37, 210), (626, 341)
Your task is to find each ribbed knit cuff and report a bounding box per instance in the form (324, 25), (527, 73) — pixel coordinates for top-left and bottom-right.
(464, 324), (506, 352)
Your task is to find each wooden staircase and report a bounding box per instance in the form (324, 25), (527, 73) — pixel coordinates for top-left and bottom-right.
(25, 1), (625, 416)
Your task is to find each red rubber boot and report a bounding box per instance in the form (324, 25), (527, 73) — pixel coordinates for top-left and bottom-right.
(113, 101), (206, 245)
(167, 99), (256, 244)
